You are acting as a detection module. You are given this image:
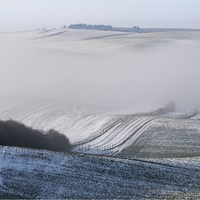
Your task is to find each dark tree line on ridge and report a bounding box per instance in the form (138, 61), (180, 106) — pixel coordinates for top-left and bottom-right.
(0, 120), (72, 152)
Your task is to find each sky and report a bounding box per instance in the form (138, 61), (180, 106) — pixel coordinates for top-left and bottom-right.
(0, 0), (200, 32)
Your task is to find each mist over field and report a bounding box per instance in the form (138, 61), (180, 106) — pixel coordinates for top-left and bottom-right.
(0, 29), (200, 111)
(1, 0), (200, 198)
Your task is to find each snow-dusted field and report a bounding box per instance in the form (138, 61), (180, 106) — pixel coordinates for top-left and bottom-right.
(1, 28), (200, 155)
(1, 145), (200, 199)
(1, 28), (200, 198)
(0, 97), (116, 143)
(73, 116), (158, 155)
(121, 117), (200, 158)
(0, 97), (159, 155)
(1, 96), (200, 158)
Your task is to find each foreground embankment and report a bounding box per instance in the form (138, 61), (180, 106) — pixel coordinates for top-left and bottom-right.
(0, 145), (200, 199)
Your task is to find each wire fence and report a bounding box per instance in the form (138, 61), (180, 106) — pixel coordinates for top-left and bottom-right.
(72, 115), (137, 147)
(72, 110), (199, 151)
(73, 118), (156, 152)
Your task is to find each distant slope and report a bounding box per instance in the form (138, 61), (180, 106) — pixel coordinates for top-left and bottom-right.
(74, 116), (157, 156)
(120, 118), (200, 158)
(1, 98), (200, 158)
(0, 98), (115, 143)
(67, 23), (200, 33)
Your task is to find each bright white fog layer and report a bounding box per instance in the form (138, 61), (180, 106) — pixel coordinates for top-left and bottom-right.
(0, 29), (200, 110)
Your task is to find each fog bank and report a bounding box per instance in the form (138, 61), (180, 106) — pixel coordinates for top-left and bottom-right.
(0, 30), (200, 110)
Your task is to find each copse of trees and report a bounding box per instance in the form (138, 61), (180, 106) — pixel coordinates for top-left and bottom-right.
(0, 120), (72, 152)
(132, 26), (140, 31)
(67, 23), (141, 33)
(68, 23), (113, 31)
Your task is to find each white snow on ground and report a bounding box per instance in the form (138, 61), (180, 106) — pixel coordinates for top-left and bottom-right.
(119, 117), (200, 158)
(191, 113), (200, 119)
(0, 97), (160, 148)
(0, 147), (8, 187)
(0, 98), (117, 143)
(161, 110), (198, 118)
(0, 29), (200, 157)
(0, 145), (200, 199)
(0, 96), (159, 156)
(32, 29), (131, 54)
(1, 96), (200, 157)
(141, 156), (200, 171)
(73, 117), (158, 155)
(0, 28), (200, 198)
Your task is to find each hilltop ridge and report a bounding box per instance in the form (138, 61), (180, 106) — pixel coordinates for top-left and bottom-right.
(67, 23), (200, 33)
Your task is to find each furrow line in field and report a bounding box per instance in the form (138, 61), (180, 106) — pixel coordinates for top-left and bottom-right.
(106, 118), (157, 150)
(88, 117), (148, 149)
(72, 115), (137, 146)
